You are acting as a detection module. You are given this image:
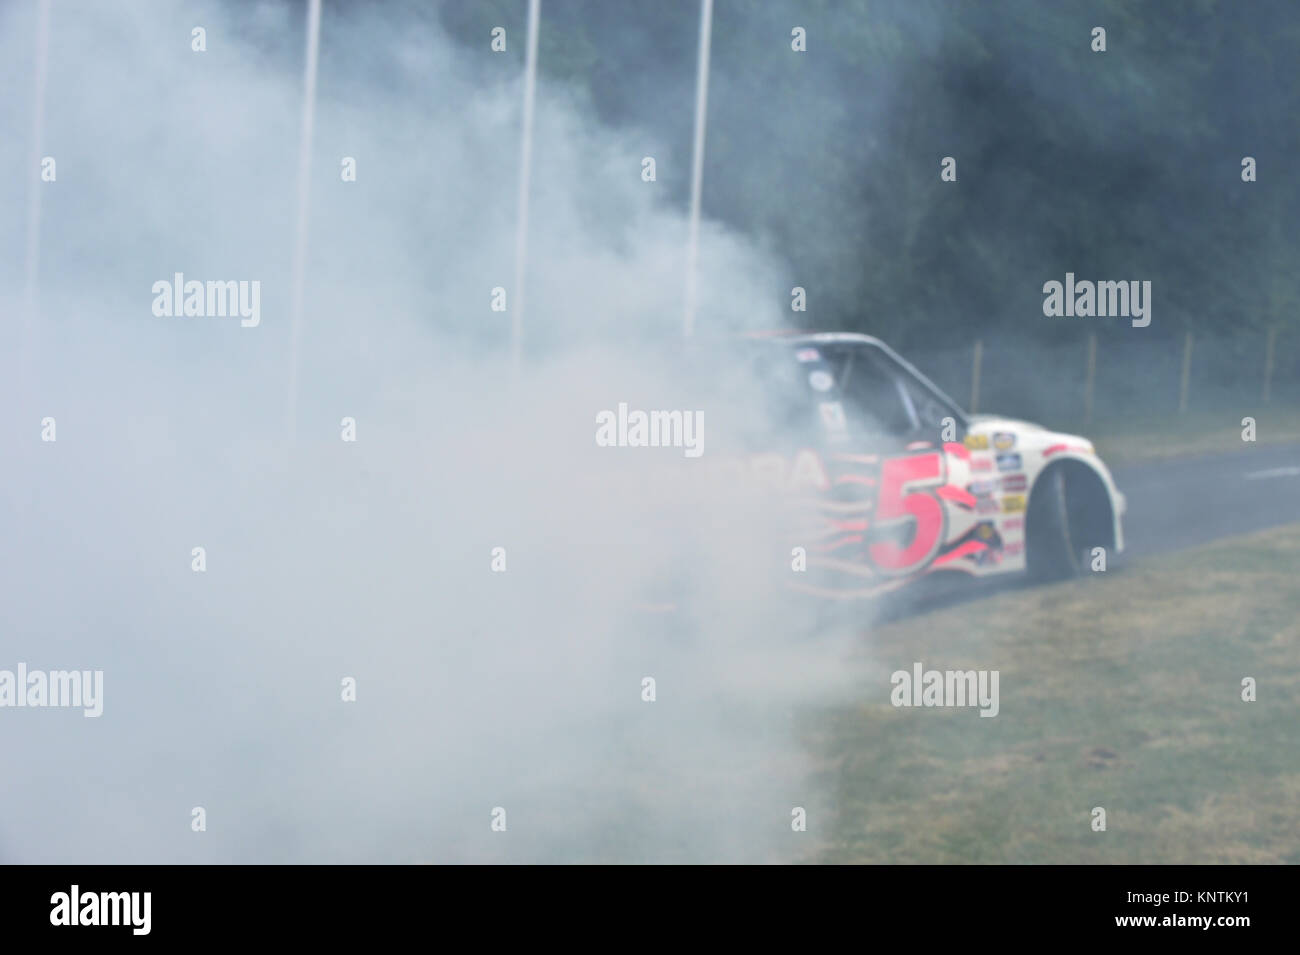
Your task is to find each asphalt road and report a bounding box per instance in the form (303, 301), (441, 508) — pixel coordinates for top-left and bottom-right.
(1112, 442), (1300, 560)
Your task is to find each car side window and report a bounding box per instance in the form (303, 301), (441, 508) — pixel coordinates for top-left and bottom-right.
(837, 349), (916, 437)
(900, 376), (959, 434)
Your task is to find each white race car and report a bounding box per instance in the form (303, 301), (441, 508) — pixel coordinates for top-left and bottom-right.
(742, 332), (1126, 599)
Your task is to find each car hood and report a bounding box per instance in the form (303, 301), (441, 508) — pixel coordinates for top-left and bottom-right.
(967, 413), (1095, 453)
(968, 413), (1049, 431)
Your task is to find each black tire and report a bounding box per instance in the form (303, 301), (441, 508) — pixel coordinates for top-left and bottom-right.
(1026, 467), (1085, 581)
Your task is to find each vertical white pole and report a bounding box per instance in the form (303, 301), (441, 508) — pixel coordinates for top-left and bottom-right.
(683, 0), (714, 339)
(21, 0), (53, 397)
(512, 0), (541, 372)
(287, 0), (322, 441)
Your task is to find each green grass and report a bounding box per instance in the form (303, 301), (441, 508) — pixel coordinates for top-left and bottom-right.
(1080, 407), (1300, 466)
(804, 524), (1300, 863)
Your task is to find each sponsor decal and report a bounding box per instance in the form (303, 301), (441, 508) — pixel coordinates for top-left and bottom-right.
(1000, 474), (1027, 492)
(993, 431), (1016, 451)
(1001, 494), (1026, 513)
(996, 452), (1022, 472)
(943, 441), (970, 460)
(1004, 541), (1023, 556)
(964, 434), (989, 450)
(976, 496), (1000, 514)
(933, 540), (989, 568)
(796, 348), (821, 363)
(1042, 442), (1094, 458)
(936, 484), (977, 508)
(819, 401), (847, 434)
(1002, 517), (1024, 532)
(809, 370), (834, 392)
(967, 479), (995, 496)
(970, 457), (993, 473)
(975, 521), (996, 541)
(746, 449), (831, 493)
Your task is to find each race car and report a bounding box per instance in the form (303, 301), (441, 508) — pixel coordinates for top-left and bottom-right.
(734, 332), (1126, 599)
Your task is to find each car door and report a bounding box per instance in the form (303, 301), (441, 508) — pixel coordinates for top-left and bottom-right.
(821, 345), (954, 576)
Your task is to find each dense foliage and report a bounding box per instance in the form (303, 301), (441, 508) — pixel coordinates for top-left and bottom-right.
(439, 0), (1299, 354)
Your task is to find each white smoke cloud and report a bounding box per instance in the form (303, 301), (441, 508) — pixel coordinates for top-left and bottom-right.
(0, 0), (866, 863)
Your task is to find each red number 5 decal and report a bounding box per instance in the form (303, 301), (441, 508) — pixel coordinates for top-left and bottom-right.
(869, 452), (946, 573)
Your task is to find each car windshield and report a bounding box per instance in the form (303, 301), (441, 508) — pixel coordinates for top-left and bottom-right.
(741, 340), (915, 442)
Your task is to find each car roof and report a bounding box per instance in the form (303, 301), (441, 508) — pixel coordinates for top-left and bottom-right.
(735, 329), (969, 425)
(739, 330), (889, 349)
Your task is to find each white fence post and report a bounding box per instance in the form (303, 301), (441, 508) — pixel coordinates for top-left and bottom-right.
(1262, 325), (1277, 404)
(1178, 331), (1194, 415)
(1083, 332), (1096, 426)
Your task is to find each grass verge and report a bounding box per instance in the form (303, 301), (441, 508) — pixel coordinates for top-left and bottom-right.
(805, 523), (1300, 863)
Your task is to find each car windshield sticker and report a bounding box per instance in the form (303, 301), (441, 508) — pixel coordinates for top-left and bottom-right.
(818, 401), (847, 433)
(809, 370), (834, 392)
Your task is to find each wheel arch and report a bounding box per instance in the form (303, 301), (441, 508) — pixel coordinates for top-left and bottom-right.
(1027, 456), (1121, 555)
